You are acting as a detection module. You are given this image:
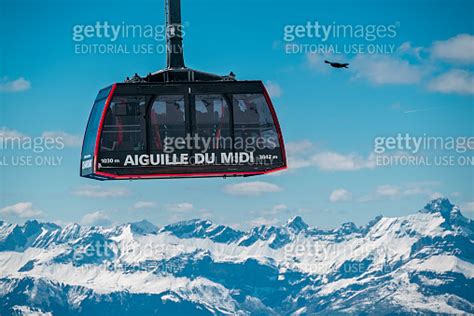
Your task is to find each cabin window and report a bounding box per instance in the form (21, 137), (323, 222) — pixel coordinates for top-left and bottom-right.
(232, 94), (280, 149)
(83, 98), (107, 156)
(194, 95), (231, 150)
(149, 95), (186, 151)
(100, 96), (147, 152)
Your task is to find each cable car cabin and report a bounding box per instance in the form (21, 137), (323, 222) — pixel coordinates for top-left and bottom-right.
(80, 0), (287, 180)
(80, 81), (287, 180)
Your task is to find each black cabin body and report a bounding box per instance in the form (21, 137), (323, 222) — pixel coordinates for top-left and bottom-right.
(81, 81), (286, 180)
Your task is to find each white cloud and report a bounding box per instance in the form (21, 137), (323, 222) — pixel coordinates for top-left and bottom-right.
(375, 184), (400, 197)
(265, 81), (282, 98)
(286, 140), (313, 155)
(427, 69), (474, 95)
(248, 217), (279, 227)
(351, 54), (424, 85)
(224, 181), (283, 196)
(0, 202), (43, 218)
(0, 127), (27, 141)
(329, 189), (353, 202)
(271, 204), (288, 213)
(132, 201), (155, 209)
(72, 185), (129, 198)
(262, 204), (289, 216)
(42, 131), (82, 147)
(397, 41), (423, 59)
(311, 151), (376, 171)
(286, 141), (315, 170)
(285, 141), (378, 172)
(403, 181), (442, 195)
(305, 36), (474, 96)
(165, 202), (194, 212)
(81, 211), (111, 226)
(431, 34), (474, 64)
(287, 157), (313, 170)
(461, 201), (474, 213)
(0, 77), (31, 93)
(429, 192), (444, 200)
(359, 182), (441, 202)
(0, 128), (81, 148)
(197, 209), (214, 219)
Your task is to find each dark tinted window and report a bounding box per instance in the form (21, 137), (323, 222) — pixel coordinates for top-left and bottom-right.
(149, 95), (186, 151)
(100, 96), (147, 152)
(233, 94), (280, 148)
(195, 95), (231, 149)
(82, 90), (111, 157)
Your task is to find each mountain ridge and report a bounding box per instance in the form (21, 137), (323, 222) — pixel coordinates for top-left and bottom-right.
(0, 198), (472, 315)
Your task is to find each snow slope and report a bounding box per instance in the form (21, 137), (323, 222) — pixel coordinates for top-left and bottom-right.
(0, 198), (472, 315)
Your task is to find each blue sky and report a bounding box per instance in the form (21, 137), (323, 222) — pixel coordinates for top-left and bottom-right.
(0, 0), (473, 229)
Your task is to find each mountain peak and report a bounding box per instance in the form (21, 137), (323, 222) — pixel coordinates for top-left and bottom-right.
(285, 216), (308, 233)
(336, 222), (359, 234)
(172, 218), (212, 226)
(161, 218), (214, 237)
(129, 220), (158, 235)
(420, 198), (455, 217)
(161, 218), (244, 243)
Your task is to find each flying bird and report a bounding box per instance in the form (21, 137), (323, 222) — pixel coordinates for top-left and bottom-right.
(324, 60), (349, 69)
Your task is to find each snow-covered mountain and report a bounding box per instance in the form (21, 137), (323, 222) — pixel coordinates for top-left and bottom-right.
(0, 198), (473, 315)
